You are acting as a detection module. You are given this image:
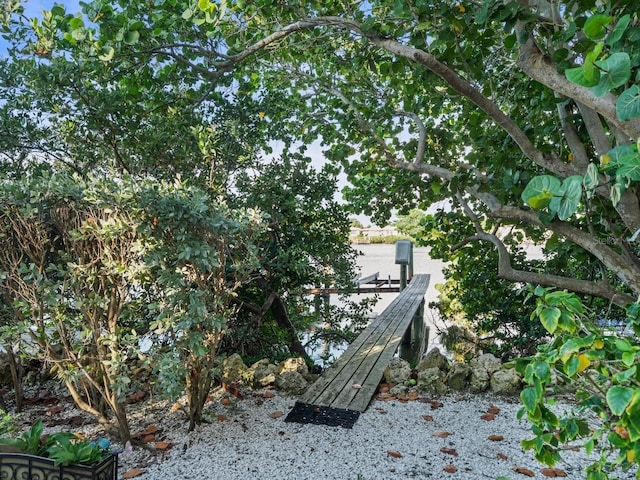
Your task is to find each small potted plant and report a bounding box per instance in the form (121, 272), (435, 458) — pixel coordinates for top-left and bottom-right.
(0, 419), (118, 480)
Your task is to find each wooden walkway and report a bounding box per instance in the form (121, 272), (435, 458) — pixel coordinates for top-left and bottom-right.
(286, 274), (431, 428)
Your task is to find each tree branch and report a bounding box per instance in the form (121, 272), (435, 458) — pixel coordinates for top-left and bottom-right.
(452, 232), (634, 307)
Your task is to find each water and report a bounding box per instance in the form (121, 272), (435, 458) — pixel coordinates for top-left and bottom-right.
(351, 243), (447, 313)
(305, 243), (448, 364)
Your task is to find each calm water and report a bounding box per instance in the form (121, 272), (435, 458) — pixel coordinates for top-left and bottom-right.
(352, 243), (447, 313)
(305, 244), (447, 364)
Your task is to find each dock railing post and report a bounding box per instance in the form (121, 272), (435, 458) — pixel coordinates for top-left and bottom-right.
(395, 240), (412, 348)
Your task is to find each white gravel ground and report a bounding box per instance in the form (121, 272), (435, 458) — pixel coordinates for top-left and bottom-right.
(118, 390), (638, 480)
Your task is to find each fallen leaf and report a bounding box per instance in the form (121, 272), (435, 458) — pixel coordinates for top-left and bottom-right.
(433, 431), (451, 438)
(352, 383), (362, 389)
(407, 391), (419, 401)
(387, 450), (403, 458)
(220, 397), (231, 406)
(396, 394), (408, 402)
(141, 434), (155, 443)
(122, 468), (144, 478)
(155, 441), (171, 450)
(443, 465), (457, 473)
(422, 415), (433, 422)
(497, 452), (508, 460)
(431, 401), (444, 409)
(375, 407), (387, 414)
(263, 391), (275, 398)
(47, 405), (64, 415)
(440, 447), (458, 456)
(137, 425), (159, 436)
(216, 415), (230, 422)
(170, 402), (181, 412)
(487, 405), (500, 415)
(125, 391), (146, 404)
(540, 468), (567, 478)
(378, 384), (391, 393)
(514, 466), (535, 477)
(481, 413), (496, 421)
(269, 411), (284, 419)
(222, 382), (244, 399)
(488, 435), (504, 441)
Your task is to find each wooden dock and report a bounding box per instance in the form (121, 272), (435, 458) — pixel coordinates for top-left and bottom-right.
(286, 274), (431, 428)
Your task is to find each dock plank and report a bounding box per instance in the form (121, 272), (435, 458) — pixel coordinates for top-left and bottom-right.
(295, 274), (430, 415)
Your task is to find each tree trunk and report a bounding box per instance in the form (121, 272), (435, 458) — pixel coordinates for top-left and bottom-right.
(6, 346), (22, 412)
(254, 276), (314, 365)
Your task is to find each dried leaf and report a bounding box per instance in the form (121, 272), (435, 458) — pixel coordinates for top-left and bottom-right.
(440, 447), (458, 456)
(378, 384), (391, 393)
(433, 431), (451, 438)
(263, 391), (275, 398)
(269, 411), (284, 419)
(352, 383), (362, 389)
(488, 435), (504, 441)
(220, 397), (231, 406)
(139, 425), (159, 435)
(422, 415), (433, 422)
(125, 391), (146, 404)
(155, 441), (172, 450)
(497, 452), (508, 460)
(387, 450), (403, 458)
(431, 401), (444, 409)
(407, 391), (419, 401)
(541, 468), (567, 478)
(487, 405), (500, 415)
(122, 468), (144, 478)
(443, 465), (458, 473)
(514, 466), (535, 477)
(222, 382), (244, 399)
(141, 434), (155, 443)
(481, 413), (496, 421)
(170, 402), (181, 412)
(216, 415), (230, 422)
(47, 405), (64, 415)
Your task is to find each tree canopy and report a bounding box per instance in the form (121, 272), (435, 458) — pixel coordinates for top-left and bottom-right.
(3, 0), (637, 306)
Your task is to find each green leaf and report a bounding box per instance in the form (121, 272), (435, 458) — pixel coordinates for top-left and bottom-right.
(124, 30), (140, 45)
(521, 386), (539, 413)
(621, 351), (636, 367)
(583, 14), (613, 40)
(565, 66), (601, 88)
(549, 175), (582, 220)
(521, 175), (561, 209)
(539, 306), (561, 333)
(617, 85), (640, 121)
(98, 46), (114, 62)
(591, 53), (631, 97)
(606, 14), (630, 46)
(611, 177), (625, 206)
(606, 386), (634, 416)
(583, 163), (599, 198)
(627, 392), (640, 441)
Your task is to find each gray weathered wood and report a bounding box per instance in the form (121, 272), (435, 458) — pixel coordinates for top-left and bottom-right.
(298, 274), (430, 413)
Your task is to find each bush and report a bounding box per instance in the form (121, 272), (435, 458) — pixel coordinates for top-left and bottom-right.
(515, 287), (640, 479)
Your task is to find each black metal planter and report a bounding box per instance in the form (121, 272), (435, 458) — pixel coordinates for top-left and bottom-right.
(0, 452), (118, 480)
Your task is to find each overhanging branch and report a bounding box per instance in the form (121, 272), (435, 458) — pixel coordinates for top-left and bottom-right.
(453, 233), (634, 307)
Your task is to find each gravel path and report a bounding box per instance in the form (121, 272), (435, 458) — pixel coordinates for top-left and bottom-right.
(118, 390), (637, 480)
